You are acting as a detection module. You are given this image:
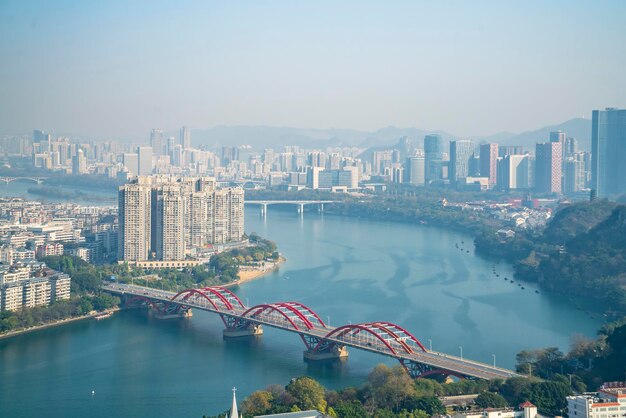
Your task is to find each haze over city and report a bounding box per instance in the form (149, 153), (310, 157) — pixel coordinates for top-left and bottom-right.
(1, 0), (626, 140)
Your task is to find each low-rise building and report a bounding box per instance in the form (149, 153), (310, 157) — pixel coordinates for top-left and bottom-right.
(567, 382), (626, 418)
(0, 262), (71, 311)
(452, 402), (537, 418)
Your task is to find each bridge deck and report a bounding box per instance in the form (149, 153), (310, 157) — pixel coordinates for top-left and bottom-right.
(103, 283), (520, 380)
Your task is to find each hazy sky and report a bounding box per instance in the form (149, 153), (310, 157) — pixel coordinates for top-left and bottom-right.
(1, 0), (625, 140)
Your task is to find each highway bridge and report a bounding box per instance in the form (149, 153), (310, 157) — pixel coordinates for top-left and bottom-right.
(0, 176), (47, 184)
(103, 283), (521, 380)
(245, 200), (337, 215)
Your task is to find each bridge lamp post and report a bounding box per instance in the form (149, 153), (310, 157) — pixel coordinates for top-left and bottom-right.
(246, 298), (249, 307)
(428, 339), (432, 351)
(492, 354), (496, 368)
(327, 316), (330, 326)
(459, 346), (463, 359)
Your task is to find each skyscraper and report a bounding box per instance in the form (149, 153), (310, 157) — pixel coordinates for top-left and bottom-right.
(424, 134), (444, 182)
(499, 154), (530, 190)
(180, 126), (191, 149)
(122, 153), (139, 176)
(72, 148), (87, 175)
(449, 140), (474, 184)
(405, 156), (425, 186)
(535, 142), (562, 193)
(591, 108), (626, 198)
(150, 129), (164, 155)
(138, 146), (153, 175)
(479, 143), (499, 188)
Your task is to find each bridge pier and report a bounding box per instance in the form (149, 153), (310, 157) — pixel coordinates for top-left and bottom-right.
(153, 309), (193, 319)
(303, 345), (348, 361)
(319, 203), (324, 213)
(260, 203), (267, 217)
(223, 324), (263, 338)
(297, 203), (304, 215)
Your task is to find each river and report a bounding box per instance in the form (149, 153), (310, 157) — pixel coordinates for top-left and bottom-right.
(0, 187), (604, 417)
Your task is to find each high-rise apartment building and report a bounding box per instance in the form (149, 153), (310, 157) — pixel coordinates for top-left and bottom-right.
(180, 126), (191, 149)
(535, 142), (562, 193)
(563, 157), (585, 194)
(479, 143), (498, 188)
(154, 185), (185, 261)
(449, 140), (474, 184)
(424, 134), (444, 182)
(118, 176), (244, 263)
(118, 180), (152, 262)
(591, 108), (626, 197)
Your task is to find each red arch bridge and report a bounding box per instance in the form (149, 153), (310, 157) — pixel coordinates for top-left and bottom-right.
(103, 283), (521, 380)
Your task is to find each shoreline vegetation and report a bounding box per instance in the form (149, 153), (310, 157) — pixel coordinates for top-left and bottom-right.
(0, 306), (122, 340)
(227, 255), (285, 288)
(26, 185), (116, 203)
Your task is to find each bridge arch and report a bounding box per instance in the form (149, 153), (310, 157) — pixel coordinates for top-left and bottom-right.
(171, 288), (232, 312)
(314, 323), (403, 355)
(205, 286), (245, 309)
(242, 303), (316, 331)
(367, 322), (427, 352)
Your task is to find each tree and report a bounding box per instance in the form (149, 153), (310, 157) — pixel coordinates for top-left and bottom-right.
(366, 364), (416, 411)
(475, 391), (508, 409)
(521, 381), (571, 416)
(286, 377), (327, 412)
(333, 401), (367, 418)
(242, 391), (273, 416)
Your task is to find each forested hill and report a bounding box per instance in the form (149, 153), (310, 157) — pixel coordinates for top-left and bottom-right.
(476, 201), (626, 315)
(541, 200), (618, 245)
(536, 205), (626, 311)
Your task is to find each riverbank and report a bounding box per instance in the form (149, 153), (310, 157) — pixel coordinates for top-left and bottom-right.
(224, 256), (285, 288)
(0, 306), (121, 340)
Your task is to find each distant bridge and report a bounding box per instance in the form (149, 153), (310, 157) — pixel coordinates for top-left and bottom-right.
(245, 200), (338, 215)
(0, 176), (47, 185)
(104, 283), (521, 381)
(217, 180), (266, 190)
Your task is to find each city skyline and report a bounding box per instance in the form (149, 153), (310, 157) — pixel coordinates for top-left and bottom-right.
(1, 1), (625, 139)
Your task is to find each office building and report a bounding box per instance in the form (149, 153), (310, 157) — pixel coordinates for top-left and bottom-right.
(405, 156), (425, 186)
(591, 108), (626, 197)
(498, 154), (530, 190)
(449, 140), (474, 184)
(499, 146), (525, 157)
(535, 142), (562, 194)
(479, 143), (498, 188)
(424, 134), (444, 182)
